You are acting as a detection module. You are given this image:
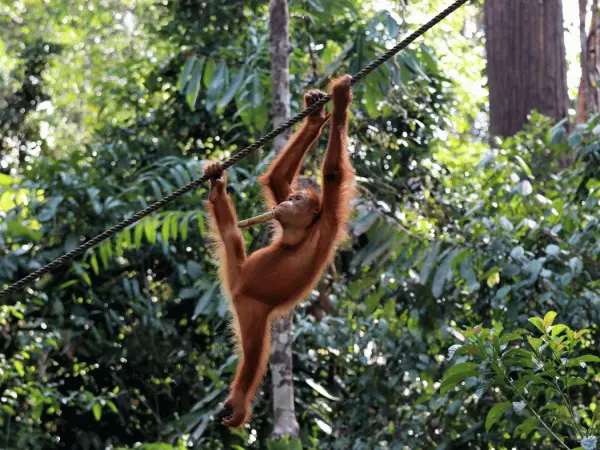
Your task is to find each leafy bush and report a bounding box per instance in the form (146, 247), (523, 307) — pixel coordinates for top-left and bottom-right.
(443, 313), (599, 450)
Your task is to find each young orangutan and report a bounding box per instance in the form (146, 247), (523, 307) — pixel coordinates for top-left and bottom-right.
(205, 75), (355, 428)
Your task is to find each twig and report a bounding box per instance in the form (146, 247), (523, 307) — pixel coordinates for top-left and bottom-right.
(504, 374), (571, 450)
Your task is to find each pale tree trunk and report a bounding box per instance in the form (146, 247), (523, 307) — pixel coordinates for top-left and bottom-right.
(268, 0), (299, 439)
(484, 0), (569, 137)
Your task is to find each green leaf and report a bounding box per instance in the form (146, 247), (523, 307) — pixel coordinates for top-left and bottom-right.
(486, 271), (500, 288)
(365, 86), (379, 117)
(527, 336), (543, 351)
(64, 234), (79, 253)
(185, 57), (205, 111)
(439, 369), (479, 395)
(495, 285), (511, 299)
(13, 360), (25, 377)
(180, 287), (200, 300)
(106, 400), (119, 414)
(267, 437), (303, 450)
(192, 282), (218, 319)
(513, 416), (538, 438)
(177, 55), (197, 92)
(543, 311), (557, 330)
(90, 254), (99, 276)
(419, 241), (441, 285)
(134, 223), (144, 248)
(10, 309), (24, 319)
(161, 216), (171, 243)
(92, 402), (102, 421)
(197, 213), (205, 236)
(485, 402), (512, 431)
(218, 67), (245, 110)
(499, 333), (524, 346)
(515, 180), (533, 197)
(2, 405), (16, 415)
(514, 155), (533, 177)
(32, 402), (44, 420)
(443, 362), (480, 381)
(550, 324), (568, 337)
(567, 132), (584, 147)
(510, 246), (525, 260)
(4, 220), (42, 240)
(365, 290), (384, 315)
(187, 261), (203, 278)
(460, 254), (479, 292)
(170, 213), (179, 240)
(251, 73), (262, 108)
(548, 125), (566, 145)
(0, 173), (15, 187)
(383, 299), (396, 319)
(447, 344), (462, 360)
(545, 244), (560, 256)
(567, 355), (600, 367)
(180, 214), (190, 240)
(202, 59), (216, 88)
(205, 62), (228, 111)
(528, 317), (545, 333)
(144, 218), (157, 244)
(432, 248), (459, 298)
(81, 270), (92, 286)
(502, 347), (534, 361)
(567, 377), (586, 388)
(305, 378), (340, 400)
(38, 196), (64, 221)
(569, 257), (583, 276)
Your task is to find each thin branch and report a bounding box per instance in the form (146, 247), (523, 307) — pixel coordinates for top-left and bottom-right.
(504, 375), (571, 450)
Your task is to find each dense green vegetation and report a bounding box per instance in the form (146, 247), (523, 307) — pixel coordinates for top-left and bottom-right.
(1, 0), (598, 449)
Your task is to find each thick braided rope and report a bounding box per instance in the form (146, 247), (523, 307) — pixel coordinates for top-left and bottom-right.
(0, 0), (469, 300)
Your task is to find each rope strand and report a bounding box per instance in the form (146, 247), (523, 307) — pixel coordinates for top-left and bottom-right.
(0, 0), (469, 300)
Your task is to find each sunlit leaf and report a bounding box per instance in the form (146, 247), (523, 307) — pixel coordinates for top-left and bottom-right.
(448, 344), (462, 360)
(542, 311), (557, 330)
(161, 215), (171, 243)
(486, 272), (500, 288)
(92, 403), (102, 421)
(528, 317), (545, 333)
(305, 378), (340, 400)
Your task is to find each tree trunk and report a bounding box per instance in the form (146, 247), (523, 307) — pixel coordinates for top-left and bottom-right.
(268, 0), (299, 439)
(580, 0), (592, 121)
(484, 0), (569, 137)
(577, 0), (600, 122)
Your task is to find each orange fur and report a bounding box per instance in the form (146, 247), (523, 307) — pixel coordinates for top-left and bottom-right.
(206, 76), (355, 428)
